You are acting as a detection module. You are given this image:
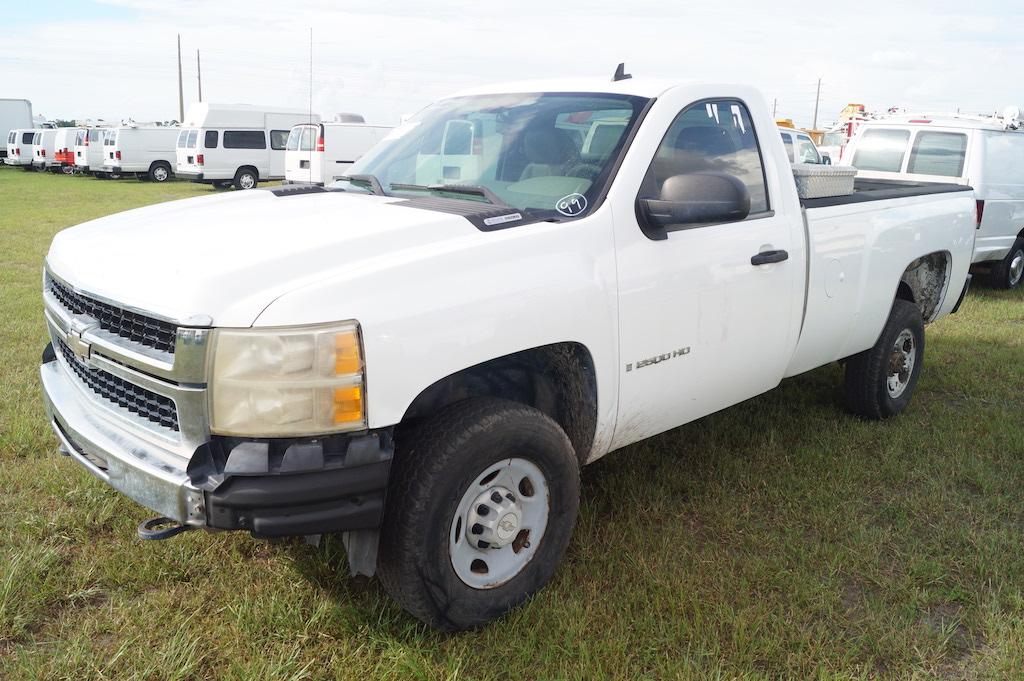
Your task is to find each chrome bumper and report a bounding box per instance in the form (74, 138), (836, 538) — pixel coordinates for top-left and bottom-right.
(41, 359), (207, 525)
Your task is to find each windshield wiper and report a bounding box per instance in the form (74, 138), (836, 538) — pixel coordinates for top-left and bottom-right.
(389, 183), (509, 207)
(338, 174), (387, 196)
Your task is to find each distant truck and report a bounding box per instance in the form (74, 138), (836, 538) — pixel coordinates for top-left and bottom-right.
(175, 103), (318, 189)
(102, 126), (180, 182)
(842, 112), (1024, 288)
(40, 77), (976, 631)
(0, 99), (32, 159)
(284, 118), (393, 185)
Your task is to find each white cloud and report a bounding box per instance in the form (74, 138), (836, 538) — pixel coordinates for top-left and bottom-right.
(2, 0), (1021, 128)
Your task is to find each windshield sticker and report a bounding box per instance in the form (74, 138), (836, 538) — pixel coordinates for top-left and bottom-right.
(556, 193), (587, 217)
(483, 212), (523, 227)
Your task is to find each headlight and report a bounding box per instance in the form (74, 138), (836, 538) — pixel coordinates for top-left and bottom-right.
(209, 321), (365, 437)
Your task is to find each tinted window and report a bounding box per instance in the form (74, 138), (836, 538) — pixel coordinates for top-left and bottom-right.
(223, 130), (266, 149)
(22, 132), (34, 144)
(205, 130), (218, 149)
(780, 132), (794, 161)
(269, 130), (288, 150)
(983, 132), (1024, 185)
(641, 99), (769, 214)
(907, 131), (967, 177)
(852, 128), (910, 172)
(796, 135), (821, 164)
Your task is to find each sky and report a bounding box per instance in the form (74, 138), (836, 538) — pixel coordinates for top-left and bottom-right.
(2, 0), (1021, 129)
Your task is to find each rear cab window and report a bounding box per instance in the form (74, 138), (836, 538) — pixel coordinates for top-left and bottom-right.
(851, 128), (910, 172)
(780, 132), (794, 162)
(796, 135), (821, 164)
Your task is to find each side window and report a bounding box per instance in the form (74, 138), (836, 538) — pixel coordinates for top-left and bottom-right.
(205, 130), (218, 149)
(780, 132), (794, 162)
(22, 132), (34, 144)
(640, 99), (769, 215)
(796, 135), (821, 164)
(851, 128), (910, 172)
(269, 130), (289, 150)
(223, 131), (267, 149)
(907, 131), (967, 177)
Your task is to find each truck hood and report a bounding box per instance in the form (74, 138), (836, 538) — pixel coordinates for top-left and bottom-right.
(46, 189), (482, 326)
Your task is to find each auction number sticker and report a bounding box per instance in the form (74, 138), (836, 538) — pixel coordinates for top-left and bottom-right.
(556, 193), (587, 217)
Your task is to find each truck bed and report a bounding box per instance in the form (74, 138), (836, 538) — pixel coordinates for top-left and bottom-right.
(801, 178), (971, 209)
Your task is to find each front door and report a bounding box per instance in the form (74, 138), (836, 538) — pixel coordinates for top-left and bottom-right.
(612, 98), (799, 449)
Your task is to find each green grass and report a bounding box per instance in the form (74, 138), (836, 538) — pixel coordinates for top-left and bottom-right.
(1, 167), (1022, 679)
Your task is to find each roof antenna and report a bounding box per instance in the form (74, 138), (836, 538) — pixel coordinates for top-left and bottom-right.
(612, 62), (632, 82)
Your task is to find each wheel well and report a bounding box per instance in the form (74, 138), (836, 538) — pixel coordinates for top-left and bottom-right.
(236, 166), (258, 179)
(149, 160), (170, 172)
(898, 252), (950, 322)
(400, 343), (598, 464)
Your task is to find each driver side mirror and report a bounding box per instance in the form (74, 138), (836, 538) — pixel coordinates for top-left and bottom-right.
(637, 172), (751, 238)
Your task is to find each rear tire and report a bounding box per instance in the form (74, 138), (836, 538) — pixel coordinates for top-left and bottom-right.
(233, 168), (258, 190)
(988, 239), (1024, 290)
(148, 162), (171, 183)
(843, 299), (925, 419)
(378, 397), (580, 631)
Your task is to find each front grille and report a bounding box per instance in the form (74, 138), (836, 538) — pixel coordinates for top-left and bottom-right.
(58, 338), (180, 431)
(48, 277), (178, 354)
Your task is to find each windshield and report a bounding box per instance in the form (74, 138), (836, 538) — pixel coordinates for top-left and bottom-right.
(337, 92), (649, 217)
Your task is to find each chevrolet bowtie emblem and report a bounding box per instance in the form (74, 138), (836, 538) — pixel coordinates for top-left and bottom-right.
(66, 329), (92, 362)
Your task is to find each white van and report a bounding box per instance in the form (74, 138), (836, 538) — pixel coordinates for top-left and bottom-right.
(73, 128), (109, 174)
(5, 128), (38, 168)
(284, 119), (393, 185)
(53, 127), (84, 173)
(103, 126), (180, 182)
(175, 103), (318, 189)
(842, 114), (1024, 288)
(31, 128), (59, 171)
(0, 99), (33, 160)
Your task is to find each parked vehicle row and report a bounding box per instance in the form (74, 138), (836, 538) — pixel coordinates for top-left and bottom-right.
(38, 74), (990, 632)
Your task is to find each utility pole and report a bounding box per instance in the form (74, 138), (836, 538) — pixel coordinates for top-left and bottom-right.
(197, 49), (202, 102)
(772, 98), (777, 118)
(812, 77), (822, 130)
(176, 34), (184, 121)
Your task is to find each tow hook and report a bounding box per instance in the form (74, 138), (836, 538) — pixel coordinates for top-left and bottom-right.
(138, 516), (195, 540)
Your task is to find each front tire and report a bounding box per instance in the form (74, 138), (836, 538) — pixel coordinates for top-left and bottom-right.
(148, 162), (171, 183)
(378, 397), (580, 631)
(988, 239), (1024, 290)
(843, 299), (925, 419)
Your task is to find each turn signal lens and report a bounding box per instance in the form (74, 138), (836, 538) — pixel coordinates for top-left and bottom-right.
(333, 385), (363, 424)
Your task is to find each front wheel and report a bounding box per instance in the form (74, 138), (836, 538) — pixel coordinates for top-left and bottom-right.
(843, 299), (925, 419)
(989, 239), (1024, 290)
(378, 397), (580, 631)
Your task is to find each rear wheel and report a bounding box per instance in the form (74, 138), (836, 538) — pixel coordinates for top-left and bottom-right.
(148, 162), (171, 183)
(233, 168), (258, 190)
(378, 397), (580, 631)
(843, 299), (925, 419)
(988, 239), (1024, 290)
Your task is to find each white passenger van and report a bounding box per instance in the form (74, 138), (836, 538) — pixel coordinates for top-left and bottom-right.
(842, 112), (1024, 288)
(5, 128), (38, 168)
(175, 103), (317, 189)
(284, 117), (393, 185)
(102, 126), (180, 182)
(73, 128), (109, 175)
(31, 128), (59, 171)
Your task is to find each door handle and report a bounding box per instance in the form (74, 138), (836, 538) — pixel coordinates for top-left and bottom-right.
(751, 249), (789, 266)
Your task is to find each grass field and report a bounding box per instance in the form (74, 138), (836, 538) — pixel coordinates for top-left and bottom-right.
(1, 167), (1022, 680)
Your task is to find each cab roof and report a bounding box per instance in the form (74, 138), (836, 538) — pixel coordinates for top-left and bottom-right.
(450, 77), (684, 100)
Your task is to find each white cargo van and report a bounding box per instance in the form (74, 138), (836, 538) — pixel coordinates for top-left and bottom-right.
(175, 104), (318, 189)
(53, 128), (84, 173)
(103, 126), (179, 182)
(5, 128), (38, 168)
(284, 119), (393, 185)
(74, 128), (112, 176)
(31, 128), (59, 171)
(842, 113), (1024, 288)
(0, 99), (33, 160)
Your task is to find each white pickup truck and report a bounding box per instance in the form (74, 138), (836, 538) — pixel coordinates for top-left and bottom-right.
(41, 75), (976, 631)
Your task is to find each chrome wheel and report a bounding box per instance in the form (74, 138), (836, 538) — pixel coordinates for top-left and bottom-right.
(153, 166), (169, 182)
(449, 457), (549, 589)
(887, 329), (916, 398)
(239, 173), (256, 189)
(1009, 249), (1024, 288)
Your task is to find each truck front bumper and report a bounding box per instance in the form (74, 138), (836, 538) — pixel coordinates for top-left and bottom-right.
(42, 354), (394, 537)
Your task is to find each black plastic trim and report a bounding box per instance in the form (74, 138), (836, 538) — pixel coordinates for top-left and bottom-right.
(801, 178), (972, 208)
(951, 274), (971, 315)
